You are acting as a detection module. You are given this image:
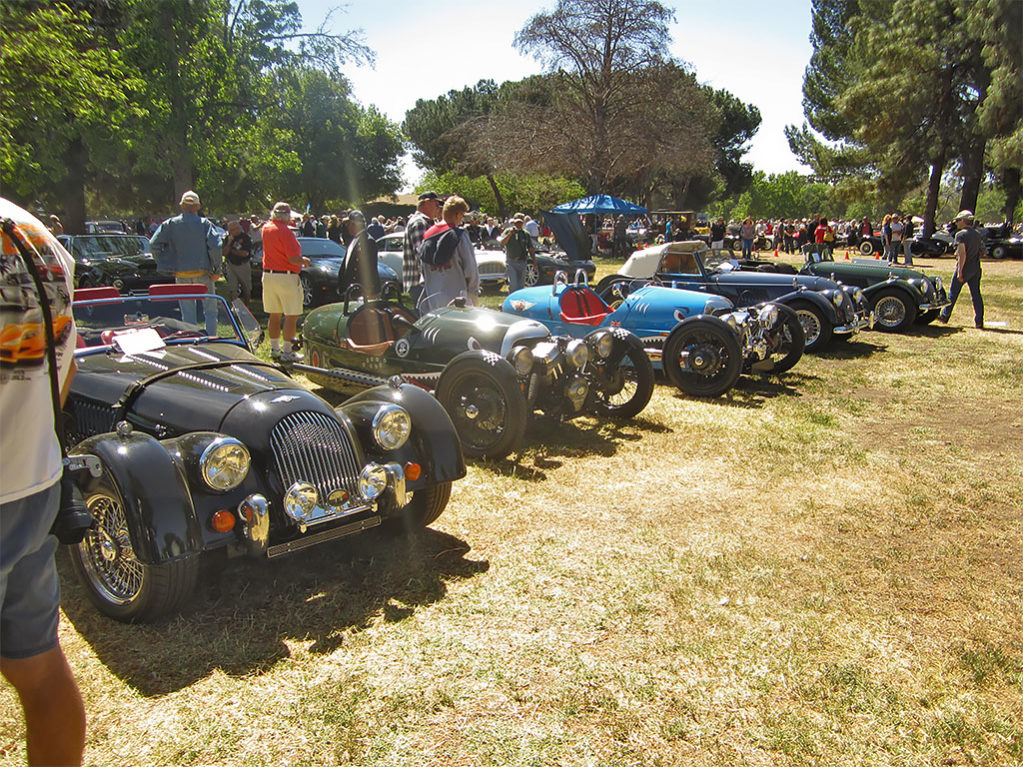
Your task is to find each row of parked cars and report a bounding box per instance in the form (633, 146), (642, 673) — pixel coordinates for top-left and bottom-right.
(42, 210), (957, 624)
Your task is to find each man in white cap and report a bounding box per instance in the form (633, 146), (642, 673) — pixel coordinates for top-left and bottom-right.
(150, 190), (223, 334)
(938, 210), (985, 328)
(262, 201), (310, 361)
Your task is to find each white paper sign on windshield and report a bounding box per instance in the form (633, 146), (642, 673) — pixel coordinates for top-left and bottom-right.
(112, 327), (166, 355)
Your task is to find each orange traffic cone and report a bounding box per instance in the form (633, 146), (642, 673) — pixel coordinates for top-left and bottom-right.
(773, 246), (779, 257)
(874, 252), (880, 260)
(844, 251), (850, 260)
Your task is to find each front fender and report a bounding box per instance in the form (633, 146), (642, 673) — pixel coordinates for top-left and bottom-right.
(72, 431), (201, 565)
(776, 289), (841, 323)
(342, 382), (466, 485)
(860, 280), (917, 305)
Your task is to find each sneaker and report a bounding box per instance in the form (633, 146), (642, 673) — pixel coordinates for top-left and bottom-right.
(278, 349), (302, 364)
(269, 347), (282, 361)
(937, 314), (949, 324)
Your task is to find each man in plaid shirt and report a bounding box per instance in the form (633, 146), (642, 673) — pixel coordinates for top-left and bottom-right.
(403, 191), (444, 302)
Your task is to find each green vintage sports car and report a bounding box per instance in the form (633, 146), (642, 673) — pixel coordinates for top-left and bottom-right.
(298, 295), (654, 460)
(800, 251), (950, 331)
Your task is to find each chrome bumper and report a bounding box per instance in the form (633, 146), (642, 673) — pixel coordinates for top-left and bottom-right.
(834, 311), (874, 334)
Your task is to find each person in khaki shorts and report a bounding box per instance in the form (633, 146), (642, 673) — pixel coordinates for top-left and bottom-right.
(261, 202), (309, 362)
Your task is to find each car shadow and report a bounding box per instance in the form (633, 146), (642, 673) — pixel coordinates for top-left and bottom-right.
(668, 371), (818, 410)
(58, 527), (488, 697)
(814, 338), (887, 360)
(906, 324), (962, 339)
(476, 415), (670, 478)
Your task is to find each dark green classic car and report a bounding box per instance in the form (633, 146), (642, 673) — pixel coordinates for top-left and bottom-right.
(800, 251), (950, 331)
(298, 296), (654, 460)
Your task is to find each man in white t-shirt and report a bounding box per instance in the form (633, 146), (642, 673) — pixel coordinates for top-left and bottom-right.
(0, 198), (86, 766)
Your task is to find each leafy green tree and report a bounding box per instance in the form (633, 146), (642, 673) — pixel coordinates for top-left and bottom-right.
(256, 67), (403, 211)
(505, 0), (710, 195)
(0, 1), (137, 232)
(417, 170), (584, 217)
(120, 0), (372, 210)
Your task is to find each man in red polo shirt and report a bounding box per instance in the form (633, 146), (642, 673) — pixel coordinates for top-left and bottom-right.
(262, 201), (309, 362)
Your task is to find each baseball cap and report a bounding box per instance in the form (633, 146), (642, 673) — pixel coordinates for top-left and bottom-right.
(418, 191), (444, 202)
(180, 190), (200, 206)
(348, 209), (366, 222)
(954, 209), (974, 221)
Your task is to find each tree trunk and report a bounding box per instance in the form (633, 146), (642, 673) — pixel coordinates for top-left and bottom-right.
(486, 173), (506, 219)
(921, 151), (945, 238)
(172, 151), (194, 202)
(1002, 167), (1021, 224)
(957, 136), (987, 215)
(59, 136), (89, 235)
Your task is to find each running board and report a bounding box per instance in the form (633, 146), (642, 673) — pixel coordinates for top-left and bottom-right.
(267, 516), (381, 558)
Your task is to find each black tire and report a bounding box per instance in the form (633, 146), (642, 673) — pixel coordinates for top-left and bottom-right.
(523, 261), (540, 287)
(752, 304), (805, 375)
(384, 481), (452, 532)
(871, 287), (917, 332)
(789, 300), (833, 352)
(916, 308), (940, 325)
(991, 245), (1007, 260)
(300, 274), (314, 308)
(595, 274), (633, 294)
(662, 319), (743, 398)
(589, 341), (654, 418)
(68, 470), (199, 622)
(859, 240), (875, 255)
(436, 354), (528, 459)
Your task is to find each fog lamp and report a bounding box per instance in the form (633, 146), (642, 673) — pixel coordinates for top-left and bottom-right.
(284, 482), (318, 522)
(566, 339), (590, 368)
(359, 464), (388, 500)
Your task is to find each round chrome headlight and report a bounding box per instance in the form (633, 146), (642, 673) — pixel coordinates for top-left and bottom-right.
(853, 288), (864, 303)
(566, 338), (590, 367)
(588, 330), (614, 358)
(200, 438), (251, 491)
(759, 304), (779, 326)
(284, 482), (318, 522)
(830, 291), (844, 308)
(359, 464), (388, 500)
(372, 405), (411, 450)
(509, 345), (535, 376)
(934, 276), (943, 291)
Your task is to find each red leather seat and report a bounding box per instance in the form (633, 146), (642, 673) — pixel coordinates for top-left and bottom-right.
(558, 288), (610, 326)
(74, 286), (120, 302)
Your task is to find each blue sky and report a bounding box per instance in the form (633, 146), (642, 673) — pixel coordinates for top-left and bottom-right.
(297, 0), (816, 188)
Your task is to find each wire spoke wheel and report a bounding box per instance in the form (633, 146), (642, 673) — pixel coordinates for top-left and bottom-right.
(78, 493), (143, 605)
(590, 344), (653, 418)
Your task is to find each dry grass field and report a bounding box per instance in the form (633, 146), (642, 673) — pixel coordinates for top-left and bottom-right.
(2, 252), (1021, 766)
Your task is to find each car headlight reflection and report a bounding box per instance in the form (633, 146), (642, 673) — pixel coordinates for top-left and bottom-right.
(200, 438), (251, 491)
(566, 338), (590, 368)
(372, 405), (411, 450)
(359, 464), (388, 500)
(588, 330), (614, 359)
(830, 291), (843, 308)
(284, 482), (318, 522)
(509, 345), (535, 376)
(934, 277), (943, 291)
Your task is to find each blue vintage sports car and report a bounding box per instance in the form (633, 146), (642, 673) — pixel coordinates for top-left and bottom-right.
(598, 241), (872, 351)
(503, 272), (805, 398)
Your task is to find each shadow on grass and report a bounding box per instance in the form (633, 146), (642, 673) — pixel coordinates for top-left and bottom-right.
(473, 414), (670, 479)
(668, 371), (818, 410)
(908, 324), (963, 339)
(814, 338), (888, 360)
(59, 526), (487, 697)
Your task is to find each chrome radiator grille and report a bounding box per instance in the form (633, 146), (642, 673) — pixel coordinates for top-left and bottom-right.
(270, 411), (363, 500)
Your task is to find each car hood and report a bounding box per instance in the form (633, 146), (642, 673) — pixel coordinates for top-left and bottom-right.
(804, 260), (928, 281)
(541, 210), (593, 261)
(73, 342), (303, 435)
(708, 270), (839, 291)
(415, 306), (550, 353)
(81, 256), (163, 274)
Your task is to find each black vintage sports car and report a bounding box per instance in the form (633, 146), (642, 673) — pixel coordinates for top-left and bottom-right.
(65, 284), (465, 621)
(57, 234), (174, 292)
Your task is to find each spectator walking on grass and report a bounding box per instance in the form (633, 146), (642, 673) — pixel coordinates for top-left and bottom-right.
(938, 210), (984, 329)
(500, 215), (536, 292)
(403, 191), (444, 303)
(417, 196), (479, 313)
(222, 219), (253, 307)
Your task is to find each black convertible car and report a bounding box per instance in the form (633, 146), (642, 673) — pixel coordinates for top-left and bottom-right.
(64, 285), (465, 621)
(57, 233), (173, 292)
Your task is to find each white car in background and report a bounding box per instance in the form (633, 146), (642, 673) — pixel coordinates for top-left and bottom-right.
(377, 232), (508, 292)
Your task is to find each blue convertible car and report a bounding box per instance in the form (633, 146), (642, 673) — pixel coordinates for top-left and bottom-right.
(598, 241), (872, 351)
(503, 272), (805, 398)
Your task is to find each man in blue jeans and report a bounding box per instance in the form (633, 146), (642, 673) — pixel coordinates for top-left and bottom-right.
(1, 198), (86, 766)
(939, 210), (985, 329)
(500, 216), (536, 292)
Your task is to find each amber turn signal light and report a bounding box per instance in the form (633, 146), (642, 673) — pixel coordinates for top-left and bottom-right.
(404, 462), (422, 481)
(211, 509), (235, 533)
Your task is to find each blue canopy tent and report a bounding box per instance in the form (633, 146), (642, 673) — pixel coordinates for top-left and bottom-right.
(551, 194), (648, 215)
